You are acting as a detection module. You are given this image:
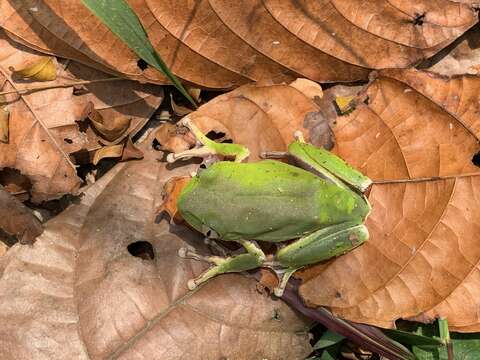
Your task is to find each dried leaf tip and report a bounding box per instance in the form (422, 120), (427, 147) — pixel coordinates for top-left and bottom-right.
(10, 57), (57, 81)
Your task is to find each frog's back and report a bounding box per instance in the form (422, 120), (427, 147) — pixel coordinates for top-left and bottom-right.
(178, 160), (369, 242)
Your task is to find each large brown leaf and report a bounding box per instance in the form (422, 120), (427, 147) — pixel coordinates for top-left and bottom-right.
(0, 133), (312, 360)
(300, 68), (480, 332)
(1, 0), (476, 87)
(0, 30), (163, 202)
(157, 78), (327, 161)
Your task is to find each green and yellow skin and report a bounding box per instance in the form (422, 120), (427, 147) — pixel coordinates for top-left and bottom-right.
(168, 119), (372, 296)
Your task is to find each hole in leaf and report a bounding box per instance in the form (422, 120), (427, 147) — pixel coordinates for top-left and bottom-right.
(127, 240), (155, 260)
(155, 211), (170, 224)
(137, 59), (148, 71)
(472, 151), (480, 167)
(412, 13), (425, 26)
(206, 131), (226, 141)
(63, 138), (73, 144)
(152, 138), (162, 151)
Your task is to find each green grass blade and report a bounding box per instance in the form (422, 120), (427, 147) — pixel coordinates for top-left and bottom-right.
(81, 0), (197, 107)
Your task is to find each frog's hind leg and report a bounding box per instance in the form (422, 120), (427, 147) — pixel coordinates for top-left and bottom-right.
(178, 239), (266, 290)
(272, 222), (369, 296)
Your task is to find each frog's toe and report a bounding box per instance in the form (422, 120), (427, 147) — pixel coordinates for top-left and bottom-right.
(294, 130), (305, 143)
(273, 286), (285, 297)
(187, 279), (198, 290)
(166, 153), (177, 163)
(178, 247), (188, 258)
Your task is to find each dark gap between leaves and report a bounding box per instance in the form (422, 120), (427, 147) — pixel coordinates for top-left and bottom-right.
(137, 59), (148, 71)
(472, 151), (480, 167)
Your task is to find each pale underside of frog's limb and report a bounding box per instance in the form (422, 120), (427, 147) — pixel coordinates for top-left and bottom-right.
(272, 221), (369, 297)
(167, 117), (250, 163)
(178, 239), (266, 291)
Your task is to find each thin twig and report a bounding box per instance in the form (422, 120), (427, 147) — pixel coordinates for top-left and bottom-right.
(0, 77), (125, 96)
(373, 171), (480, 184)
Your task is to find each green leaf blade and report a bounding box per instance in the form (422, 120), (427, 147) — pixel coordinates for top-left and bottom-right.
(81, 0), (197, 107)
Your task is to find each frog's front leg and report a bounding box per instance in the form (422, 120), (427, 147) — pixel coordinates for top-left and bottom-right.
(179, 239), (266, 290)
(273, 221), (368, 296)
(167, 118), (250, 163)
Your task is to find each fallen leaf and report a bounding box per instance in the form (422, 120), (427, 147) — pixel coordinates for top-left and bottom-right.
(0, 29), (163, 202)
(334, 95), (356, 115)
(170, 93), (194, 117)
(121, 136), (144, 161)
(92, 144), (124, 165)
(10, 56), (56, 81)
(0, 105), (8, 143)
(83, 102), (131, 144)
(299, 68), (480, 332)
(0, 184), (43, 244)
(0, 242), (6, 257)
(424, 24), (480, 76)
(154, 122), (194, 153)
(159, 176), (191, 221)
(0, 135), (312, 359)
(186, 86), (202, 103)
(1, 0), (476, 86)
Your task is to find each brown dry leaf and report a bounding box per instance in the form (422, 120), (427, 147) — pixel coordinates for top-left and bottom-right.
(0, 29), (163, 202)
(0, 137), (312, 359)
(178, 79), (327, 160)
(0, 242), (7, 257)
(426, 24), (480, 76)
(121, 136), (144, 161)
(10, 56), (57, 81)
(0, 105), (8, 143)
(299, 68), (480, 331)
(83, 102), (131, 144)
(0, 184), (43, 244)
(154, 122), (194, 153)
(92, 144), (124, 165)
(1, 0), (477, 86)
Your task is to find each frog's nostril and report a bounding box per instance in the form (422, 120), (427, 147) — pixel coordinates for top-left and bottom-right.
(127, 241), (155, 260)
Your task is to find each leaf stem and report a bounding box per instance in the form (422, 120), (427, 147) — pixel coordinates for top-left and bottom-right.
(439, 318), (454, 360)
(0, 77), (125, 96)
(372, 171), (480, 184)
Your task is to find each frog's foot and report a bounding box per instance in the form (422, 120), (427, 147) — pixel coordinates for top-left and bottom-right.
(179, 239), (266, 291)
(166, 146), (217, 163)
(178, 247), (225, 264)
(293, 130), (306, 143)
(167, 117), (250, 163)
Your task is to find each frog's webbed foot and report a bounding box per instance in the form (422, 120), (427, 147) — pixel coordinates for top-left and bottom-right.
(178, 239), (266, 291)
(167, 117), (250, 163)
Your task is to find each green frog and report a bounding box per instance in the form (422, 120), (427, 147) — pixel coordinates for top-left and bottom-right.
(165, 118), (371, 296)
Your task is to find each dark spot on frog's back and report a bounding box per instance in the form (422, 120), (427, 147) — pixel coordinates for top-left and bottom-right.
(290, 171), (299, 177)
(349, 233), (360, 246)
